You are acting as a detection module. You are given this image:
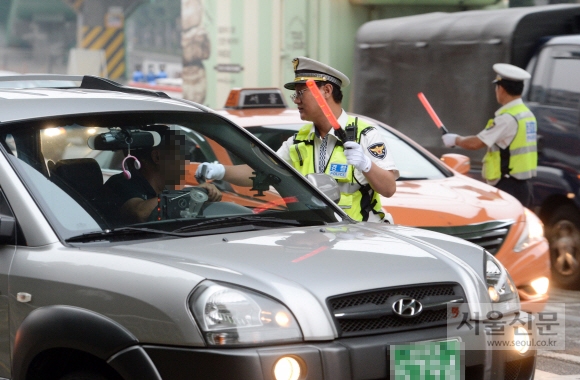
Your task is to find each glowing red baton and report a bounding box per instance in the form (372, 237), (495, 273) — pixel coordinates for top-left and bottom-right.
(417, 92), (449, 134)
(306, 79), (347, 142)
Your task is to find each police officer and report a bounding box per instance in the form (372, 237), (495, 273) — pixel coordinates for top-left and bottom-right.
(195, 57), (399, 222)
(442, 63), (537, 207)
(278, 57), (398, 222)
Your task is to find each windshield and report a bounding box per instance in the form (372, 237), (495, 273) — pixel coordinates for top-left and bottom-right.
(244, 119), (447, 181)
(0, 112), (343, 241)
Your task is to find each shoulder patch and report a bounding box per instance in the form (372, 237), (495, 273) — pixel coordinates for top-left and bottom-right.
(367, 142), (386, 159)
(361, 126), (375, 135)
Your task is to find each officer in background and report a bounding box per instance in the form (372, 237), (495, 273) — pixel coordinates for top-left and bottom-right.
(442, 63), (537, 207)
(278, 57), (398, 222)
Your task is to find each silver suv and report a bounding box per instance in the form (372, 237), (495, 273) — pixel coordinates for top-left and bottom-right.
(0, 76), (536, 380)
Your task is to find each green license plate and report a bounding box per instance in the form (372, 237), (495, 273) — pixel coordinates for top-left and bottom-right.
(390, 339), (463, 380)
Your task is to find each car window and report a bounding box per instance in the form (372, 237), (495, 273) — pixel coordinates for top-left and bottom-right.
(246, 122), (446, 181)
(373, 126), (446, 180)
(0, 112), (342, 241)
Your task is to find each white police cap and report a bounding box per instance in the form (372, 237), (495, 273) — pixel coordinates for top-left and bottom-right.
(284, 56), (350, 90)
(492, 63), (531, 83)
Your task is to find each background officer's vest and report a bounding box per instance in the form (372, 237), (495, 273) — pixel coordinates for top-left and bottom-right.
(482, 103), (537, 182)
(288, 116), (384, 222)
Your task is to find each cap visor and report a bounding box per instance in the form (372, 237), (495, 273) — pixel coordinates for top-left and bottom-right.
(284, 80), (308, 90)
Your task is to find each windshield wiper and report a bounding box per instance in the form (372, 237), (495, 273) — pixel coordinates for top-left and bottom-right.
(172, 215), (302, 233)
(65, 227), (186, 243)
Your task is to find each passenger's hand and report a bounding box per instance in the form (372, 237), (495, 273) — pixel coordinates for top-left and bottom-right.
(195, 162), (225, 181)
(197, 183), (222, 202)
(442, 133), (458, 148)
(344, 141), (372, 172)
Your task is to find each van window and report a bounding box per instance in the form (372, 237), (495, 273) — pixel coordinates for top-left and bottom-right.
(532, 46), (580, 109)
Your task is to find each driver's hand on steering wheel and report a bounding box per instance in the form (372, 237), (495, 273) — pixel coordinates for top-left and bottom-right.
(197, 182), (222, 202)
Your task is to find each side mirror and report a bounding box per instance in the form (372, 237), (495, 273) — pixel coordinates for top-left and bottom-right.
(441, 153), (471, 175)
(306, 173), (341, 203)
(0, 215), (16, 244)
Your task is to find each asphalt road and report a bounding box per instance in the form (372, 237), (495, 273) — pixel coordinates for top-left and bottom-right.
(535, 286), (580, 379)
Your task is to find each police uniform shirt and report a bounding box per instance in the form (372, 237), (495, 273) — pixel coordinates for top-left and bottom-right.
(277, 110), (400, 185)
(476, 98), (523, 185)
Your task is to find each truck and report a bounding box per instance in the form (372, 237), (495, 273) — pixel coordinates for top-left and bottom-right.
(351, 4), (580, 288)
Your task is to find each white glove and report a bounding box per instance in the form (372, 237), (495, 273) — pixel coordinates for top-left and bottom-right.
(442, 133), (458, 148)
(195, 162), (225, 181)
(344, 141), (372, 172)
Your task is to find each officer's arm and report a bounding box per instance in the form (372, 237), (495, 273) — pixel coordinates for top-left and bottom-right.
(456, 135), (486, 150)
(222, 165), (255, 187)
(364, 165), (397, 198)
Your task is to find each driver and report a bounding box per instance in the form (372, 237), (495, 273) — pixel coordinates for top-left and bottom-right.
(104, 130), (222, 223)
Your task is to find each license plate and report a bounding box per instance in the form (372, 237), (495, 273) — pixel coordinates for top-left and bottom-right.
(390, 339), (463, 380)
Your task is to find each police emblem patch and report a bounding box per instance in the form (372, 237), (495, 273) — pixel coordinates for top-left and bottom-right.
(368, 143), (386, 159)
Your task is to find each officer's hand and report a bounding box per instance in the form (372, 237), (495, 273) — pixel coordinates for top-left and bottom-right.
(197, 183), (222, 202)
(195, 162), (225, 181)
(442, 133), (458, 148)
(344, 141), (372, 173)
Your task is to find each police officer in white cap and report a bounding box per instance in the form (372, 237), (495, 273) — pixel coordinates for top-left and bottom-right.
(442, 63), (537, 207)
(276, 57), (399, 222)
(195, 57), (399, 222)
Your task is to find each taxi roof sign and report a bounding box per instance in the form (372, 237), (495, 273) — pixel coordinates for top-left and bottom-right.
(224, 88), (287, 109)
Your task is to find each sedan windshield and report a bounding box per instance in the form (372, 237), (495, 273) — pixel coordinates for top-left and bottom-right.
(0, 112), (343, 241)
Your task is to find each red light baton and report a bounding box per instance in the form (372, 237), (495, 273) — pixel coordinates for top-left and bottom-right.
(417, 92), (449, 135)
(306, 79), (348, 142)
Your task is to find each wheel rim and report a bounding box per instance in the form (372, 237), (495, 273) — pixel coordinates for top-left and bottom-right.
(551, 220), (580, 276)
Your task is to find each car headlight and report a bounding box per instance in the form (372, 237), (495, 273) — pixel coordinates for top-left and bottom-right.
(190, 281), (303, 346)
(514, 208), (544, 252)
(485, 252), (520, 314)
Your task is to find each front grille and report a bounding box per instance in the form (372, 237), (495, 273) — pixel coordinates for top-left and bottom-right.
(328, 283), (466, 338)
(421, 219), (513, 255)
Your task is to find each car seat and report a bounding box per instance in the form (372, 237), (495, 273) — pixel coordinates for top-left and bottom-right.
(50, 158), (121, 227)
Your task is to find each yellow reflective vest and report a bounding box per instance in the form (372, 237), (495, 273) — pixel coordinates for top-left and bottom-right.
(482, 102), (537, 183)
(288, 116), (384, 221)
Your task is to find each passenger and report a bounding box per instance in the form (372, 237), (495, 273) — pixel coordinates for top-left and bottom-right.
(441, 63), (537, 207)
(196, 57), (399, 222)
(105, 130), (221, 223)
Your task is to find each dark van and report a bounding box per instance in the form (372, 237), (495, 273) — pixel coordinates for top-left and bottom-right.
(352, 4), (580, 288)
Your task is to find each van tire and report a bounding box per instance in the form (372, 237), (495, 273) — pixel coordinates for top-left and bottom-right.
(547, 205), (580, 289)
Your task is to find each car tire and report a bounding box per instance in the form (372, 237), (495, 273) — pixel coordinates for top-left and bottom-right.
(547, 205), (580, 289)
(59, 371), (110, 380)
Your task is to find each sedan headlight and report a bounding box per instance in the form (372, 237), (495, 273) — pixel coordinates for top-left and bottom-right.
(190, 281), (303, 346)
(514, 208), (545, 252)
(485, 252), (520, 314)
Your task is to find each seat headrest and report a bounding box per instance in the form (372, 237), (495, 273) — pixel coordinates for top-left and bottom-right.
(53, 158), (103, 191)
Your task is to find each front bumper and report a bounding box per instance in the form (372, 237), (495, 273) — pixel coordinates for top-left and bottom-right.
(128, 312), (537, 380)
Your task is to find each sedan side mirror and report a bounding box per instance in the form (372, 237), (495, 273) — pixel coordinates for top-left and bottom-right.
(306, 173), (341, 203)
(441, 153), (471, 175)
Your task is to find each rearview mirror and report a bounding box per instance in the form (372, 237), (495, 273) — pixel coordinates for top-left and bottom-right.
(306, 173), (341, 203)
(441, 153), (471, 174)
(88, 130), (161, 150)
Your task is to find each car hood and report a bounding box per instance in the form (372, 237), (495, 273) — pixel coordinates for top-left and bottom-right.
(385, 175), (524, 227)
(85, 222), (487, 339)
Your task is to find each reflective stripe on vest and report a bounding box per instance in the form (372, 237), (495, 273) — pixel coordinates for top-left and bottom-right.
(288, 116), (384, 221)
(482, 103), (538, 182)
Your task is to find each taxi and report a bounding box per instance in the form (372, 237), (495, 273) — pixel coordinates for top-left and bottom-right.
(195, 88), (551, 312)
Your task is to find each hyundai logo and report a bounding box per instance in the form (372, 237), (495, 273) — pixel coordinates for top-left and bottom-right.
(392, 297), (423, 318)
